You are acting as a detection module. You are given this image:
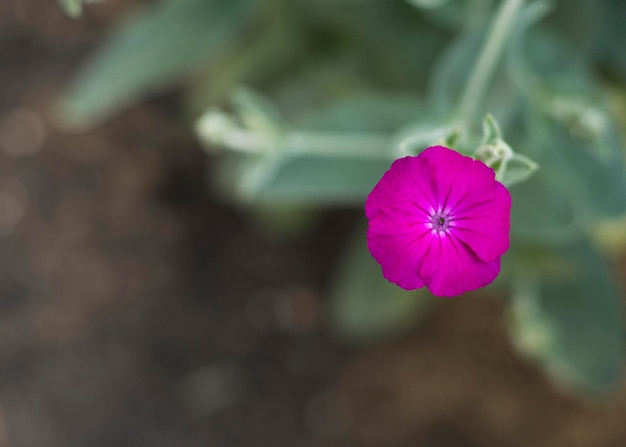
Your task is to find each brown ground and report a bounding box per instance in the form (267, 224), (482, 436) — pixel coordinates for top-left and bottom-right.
(0, 1), (626, 447)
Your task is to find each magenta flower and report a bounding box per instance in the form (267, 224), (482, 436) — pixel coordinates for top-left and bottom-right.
(365, 145), (511, 297)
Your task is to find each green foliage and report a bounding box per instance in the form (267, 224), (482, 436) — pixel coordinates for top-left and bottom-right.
(58, 0), (84, 18)
(59, 0), (255, 129)
(213, 152), (392, 205)
(504, 2), (626, 246)
(476, 114), (538, 186)
(59, 0), (626, 397)
(197, 88), (419, 205)
(594, 0), (626, 79)
(509, 241), (625, 396)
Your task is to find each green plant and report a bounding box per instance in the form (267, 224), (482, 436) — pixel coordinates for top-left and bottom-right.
(58, 0), (626, 397)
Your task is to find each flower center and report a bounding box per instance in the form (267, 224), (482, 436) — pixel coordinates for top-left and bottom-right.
(428, 209), (453, 235)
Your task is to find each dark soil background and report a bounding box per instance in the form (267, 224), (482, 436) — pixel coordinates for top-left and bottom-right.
(1, 1), (626, 447)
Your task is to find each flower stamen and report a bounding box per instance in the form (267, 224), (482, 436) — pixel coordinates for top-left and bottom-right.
(428, 210), (452, 234)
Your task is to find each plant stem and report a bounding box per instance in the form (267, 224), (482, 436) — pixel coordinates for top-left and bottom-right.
(286, 132), (392, 159)
(206, 128), (392, 159)
(458, 0), (524, 132)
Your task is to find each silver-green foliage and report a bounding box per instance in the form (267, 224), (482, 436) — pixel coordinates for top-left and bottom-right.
(59, 0), (255, 128)
(58, 0), (626, 397)
(510, 241), (625, 395)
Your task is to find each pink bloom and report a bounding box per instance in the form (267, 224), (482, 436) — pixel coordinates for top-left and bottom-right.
(365, 146), (511, 297)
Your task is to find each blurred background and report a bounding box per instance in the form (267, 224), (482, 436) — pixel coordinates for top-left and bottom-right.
(1, 0), (626, 446)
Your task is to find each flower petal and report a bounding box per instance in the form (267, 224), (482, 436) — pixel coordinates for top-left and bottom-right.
(365, 156), (436, 220)
(418, 146), (498, 213)
(365, 146), (511, 297)
(419, 234), (500, 297)
(366, 157), (439, 290)
(451, 182), (511, 262)
(367, 225), (431, 290)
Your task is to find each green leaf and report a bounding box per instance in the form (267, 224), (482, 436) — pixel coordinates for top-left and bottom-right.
(499, 153), (538, 187)
(230, 86), (290, 137)
(297, 93), (423, 134)
(482, 113), (502, 145)
(329, 224), (436, 344)
(429, 24), (521, 125)
(475, 114), (538, 187)
(515, 104), (626, 231)
(594, 0), (626, 79)
(507, 107), (622, 244)
(215, 152), (392, 206)
(257, 155), (389, 204)
(298, 0), (448, 95)
(428, 26), (486, 117)
(58, 0), (83, 17)
(507, 13), (626, 229)
(548, 118), (626, 221)
(197, 89), (398, 205)
(58, 0), (254, 129)
(509, 241), (625, 396)
(393, 121), (457, 156)
(510, 165), (578, 245)
(186, 8), (306, 114)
